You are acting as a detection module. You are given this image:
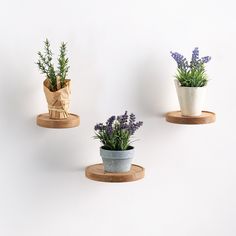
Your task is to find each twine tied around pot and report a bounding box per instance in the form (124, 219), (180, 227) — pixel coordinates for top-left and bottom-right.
(43, 78), (71, 119)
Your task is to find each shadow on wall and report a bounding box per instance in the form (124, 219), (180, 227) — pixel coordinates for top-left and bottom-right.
(31, 135), (87, 172)
(2, 75), (34, 127)
(133, 56), (171, 118)
(1, 56), (87, 172)
(1, 47), (101, 173)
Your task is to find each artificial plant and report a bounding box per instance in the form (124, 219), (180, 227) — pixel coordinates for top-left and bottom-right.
(94, 111), (143, 151)
(37, 39), (69, 91)
(170, 47), (211, 87)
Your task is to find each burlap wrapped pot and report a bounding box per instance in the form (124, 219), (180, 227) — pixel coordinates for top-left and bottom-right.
(43, 78), (71, 119)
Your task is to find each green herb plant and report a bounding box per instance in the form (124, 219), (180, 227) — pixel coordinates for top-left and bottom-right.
(171, 48), (211, 87)
(176, 64), (208, 87)
(94, 112), (143, 151)
(37, 39), (69, 92)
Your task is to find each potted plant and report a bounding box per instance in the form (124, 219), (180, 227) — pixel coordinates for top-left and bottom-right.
(37, 39), (70, 119)
(94, 111), (143, 173)
(170, 47), (211, 116)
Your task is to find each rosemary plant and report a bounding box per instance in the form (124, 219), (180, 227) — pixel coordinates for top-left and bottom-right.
(58, 42), (69, 88)
(37, 39), (69, 91)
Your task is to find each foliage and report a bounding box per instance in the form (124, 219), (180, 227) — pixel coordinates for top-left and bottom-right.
(37, 39), (69, 91)
(170, 47), (211, 87)
(58, 42), (69, 88)
(94, 111), (143, 151)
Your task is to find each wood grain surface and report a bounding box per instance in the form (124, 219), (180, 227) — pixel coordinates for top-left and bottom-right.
(85, 163), (145, 183)
(166, 111), (216, 124)
(36, 113), (80, 128)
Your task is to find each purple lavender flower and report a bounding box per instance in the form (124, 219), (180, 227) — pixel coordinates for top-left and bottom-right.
(191, 47), (199, 62)
(170, 51), (184, 63)
(120, 123), (128, 129)
(106, 115), (116, 126)
(170, 51), (188, 70)
(201, 56), (211, 64)
(190, 47), (200, 68)
(129, 113), (136, 123)
(134, 121), (143, 131)
(94, 123), (104, 131)
(172, 47), (211, 71)
(106, 125), (113, 135)
(105, 115), (115, 135)
(94, 111), (143, 150)
(128, 121), (143, 135)
(171, 47), (211, 87)
(119, 111), (128, 124)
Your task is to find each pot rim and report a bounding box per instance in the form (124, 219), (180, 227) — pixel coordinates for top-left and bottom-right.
(174, 79), (207, 89)
(43, 78), (71, 92)
(100, 146), (134, 152)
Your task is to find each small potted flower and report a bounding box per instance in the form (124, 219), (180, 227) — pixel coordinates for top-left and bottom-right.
(170, 47), (211, 116)
(37, 39), (70, 119)
(94, 111), (143, 173)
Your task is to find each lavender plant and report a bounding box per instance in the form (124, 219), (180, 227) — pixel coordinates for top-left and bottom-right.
(94, 111), (143, 151)
(170, 47), (211, 87)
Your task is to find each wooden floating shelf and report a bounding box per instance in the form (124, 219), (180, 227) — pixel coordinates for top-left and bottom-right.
(37, 113), (80, 128)
(85, 163), (145, 183)
(166, 111), (216, 125)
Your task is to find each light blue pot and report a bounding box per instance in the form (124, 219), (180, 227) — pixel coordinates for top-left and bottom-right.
(100, 147), (134, 173)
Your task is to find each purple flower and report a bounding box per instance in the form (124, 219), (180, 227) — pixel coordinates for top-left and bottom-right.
(170, 51), (188, 70)
(120, 123), (128, 129)
(118, 111), (128, 125)
(105, 115), (116, 135)
(201, 56), (211, 64)
(128, 121), (143, 135)
(94, 111), (143, 150)
(106, 115), (116, 126)
(129, 113), (136, 123)
(106, 125), (113, 135)
(94, 123), (104, 131)
(191, 47), (199, 63)
(135, 121), (143, 130)
(172, 48), (211, 71)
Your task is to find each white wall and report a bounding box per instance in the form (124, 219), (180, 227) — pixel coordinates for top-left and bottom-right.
(0, 0), (236, 235)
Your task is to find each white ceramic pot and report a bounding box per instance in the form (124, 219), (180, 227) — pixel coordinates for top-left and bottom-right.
(175, 80), (207, 117)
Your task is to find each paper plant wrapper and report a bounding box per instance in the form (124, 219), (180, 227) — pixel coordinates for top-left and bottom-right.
(43, 78), (71, 119)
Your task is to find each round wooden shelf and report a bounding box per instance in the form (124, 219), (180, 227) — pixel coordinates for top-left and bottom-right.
(166, 111), (216, 125)
(37, 113), (80, 128)
(85, 163), (145, 183)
